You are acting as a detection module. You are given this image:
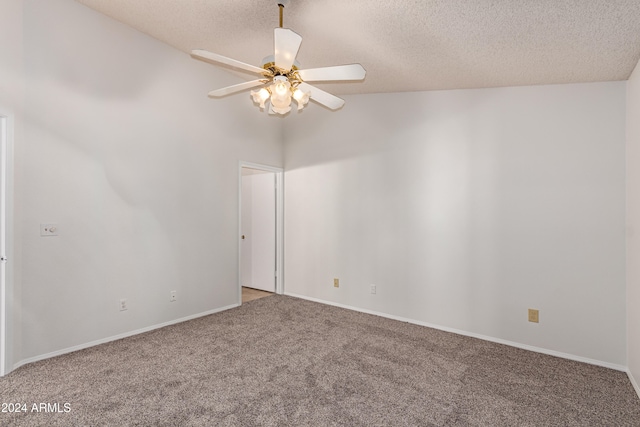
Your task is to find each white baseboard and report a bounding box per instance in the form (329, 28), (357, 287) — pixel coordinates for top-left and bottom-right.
(628, 369), (640, 400)
(12, 303), (239, 373)
(285, 292), (627, 372)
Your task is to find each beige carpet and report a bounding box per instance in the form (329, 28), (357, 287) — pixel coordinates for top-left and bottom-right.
(1, 295), (639, 426)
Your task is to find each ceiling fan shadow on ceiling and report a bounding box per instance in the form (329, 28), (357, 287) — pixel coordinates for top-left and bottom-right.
(190, 0), (366, 116)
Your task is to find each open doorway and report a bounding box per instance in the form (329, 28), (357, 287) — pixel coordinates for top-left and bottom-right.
(239, 162), (283, 304)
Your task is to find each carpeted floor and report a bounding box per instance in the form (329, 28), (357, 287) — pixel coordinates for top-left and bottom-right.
(1, 295), (639, 426)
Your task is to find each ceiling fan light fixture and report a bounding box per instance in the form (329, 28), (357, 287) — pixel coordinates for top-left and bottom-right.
(272, 75), (290, 95)
(250, 77), (310, 114)
(293, 87), (310, 111)
(251, 88), (270, 109)
(269, 75), (292, 114)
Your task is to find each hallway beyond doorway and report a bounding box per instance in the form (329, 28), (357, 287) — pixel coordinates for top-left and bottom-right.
(242, 287), (273, 303)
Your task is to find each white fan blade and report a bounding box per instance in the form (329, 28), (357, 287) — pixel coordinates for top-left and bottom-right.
(297, 82), (345, 110)
(298, 64), (366, 82)
(208, 80), (267, 98)
(274, 28), (302, 72)
(191, 49), (267, 75)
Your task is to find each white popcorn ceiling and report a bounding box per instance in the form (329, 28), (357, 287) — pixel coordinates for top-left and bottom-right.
(74, 0), (640, 95)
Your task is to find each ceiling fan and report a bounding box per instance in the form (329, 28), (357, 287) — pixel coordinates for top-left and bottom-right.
(190, 0), (366, 115)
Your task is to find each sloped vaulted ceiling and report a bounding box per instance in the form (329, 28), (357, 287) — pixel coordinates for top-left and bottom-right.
(75, 0), (640, 95)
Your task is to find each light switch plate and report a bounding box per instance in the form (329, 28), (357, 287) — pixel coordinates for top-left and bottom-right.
(40, 223), (59, 237)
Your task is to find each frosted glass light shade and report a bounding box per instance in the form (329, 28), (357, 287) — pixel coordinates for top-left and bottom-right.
(250, 88), (270, 109)
(270, 76), (292, 114)
(293, 88), (310, 111)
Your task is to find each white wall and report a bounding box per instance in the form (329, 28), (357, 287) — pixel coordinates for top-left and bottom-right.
(284, 82), (626, 366)
(6, 0), (283, 365)
(627, 58), (640, 394)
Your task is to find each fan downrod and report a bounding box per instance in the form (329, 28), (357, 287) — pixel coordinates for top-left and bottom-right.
(277, 0), (289, 28)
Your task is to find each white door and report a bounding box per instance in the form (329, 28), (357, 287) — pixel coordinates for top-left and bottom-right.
(0, 116), (7, 376)
(240, 174), (253, 288)
(241, 168), (276, 292)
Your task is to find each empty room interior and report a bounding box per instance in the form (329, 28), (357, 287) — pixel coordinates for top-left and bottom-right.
(2, 0), (640, 425)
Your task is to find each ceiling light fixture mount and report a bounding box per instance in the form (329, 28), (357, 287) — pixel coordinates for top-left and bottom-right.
(190, 0), (366, 116)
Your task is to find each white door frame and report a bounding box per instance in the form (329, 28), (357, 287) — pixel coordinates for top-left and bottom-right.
(238, 161), (284, 303)
(0, 115), (9, 376)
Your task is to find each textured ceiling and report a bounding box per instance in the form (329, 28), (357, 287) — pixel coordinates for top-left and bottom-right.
(74, 0), (640, 95)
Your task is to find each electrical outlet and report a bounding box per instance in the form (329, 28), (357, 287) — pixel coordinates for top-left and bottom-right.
(170, 290), (177, 302)
(528, 308), (539, 323)
(119, 299), (128, 311)
(334, 278), (339, 288)
(370, 284), (377, 294)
